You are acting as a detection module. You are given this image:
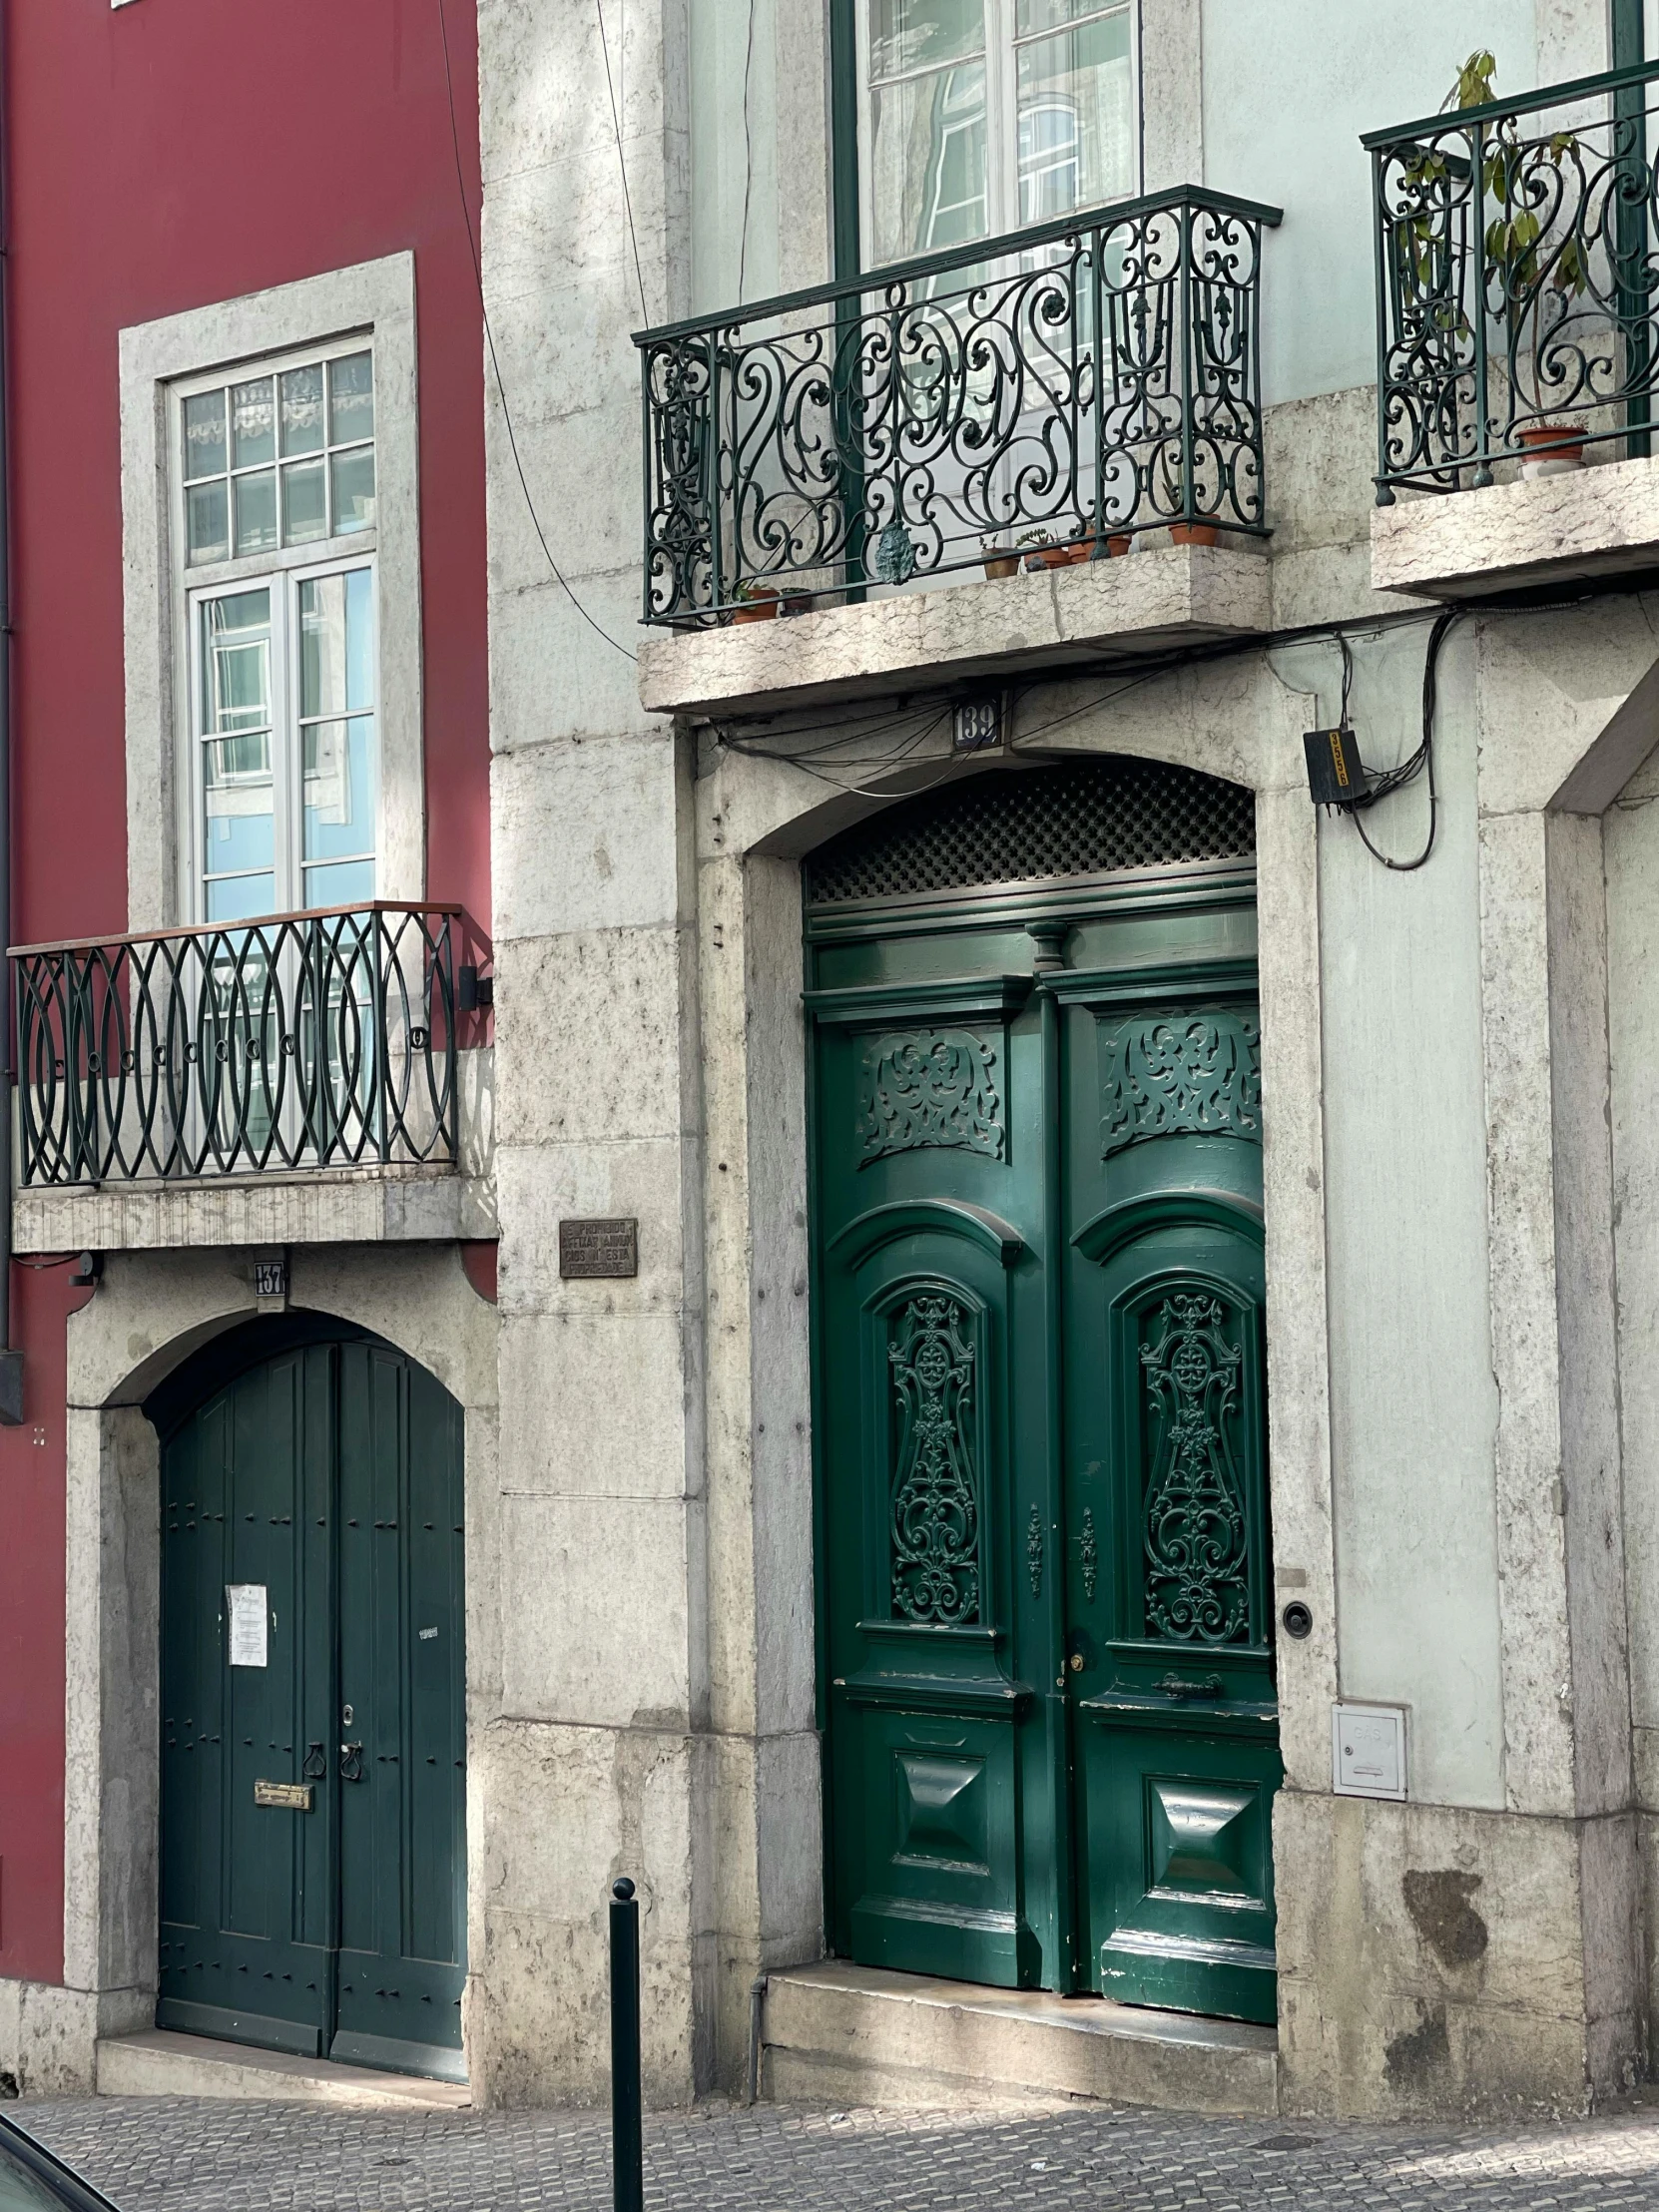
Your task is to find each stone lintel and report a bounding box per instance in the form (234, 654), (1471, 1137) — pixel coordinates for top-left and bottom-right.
(637, 541), (1274, 719)
(1372, 455), (1659, 600)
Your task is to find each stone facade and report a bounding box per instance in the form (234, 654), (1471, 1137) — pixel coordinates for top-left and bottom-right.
(14, 0), (1659, 2131)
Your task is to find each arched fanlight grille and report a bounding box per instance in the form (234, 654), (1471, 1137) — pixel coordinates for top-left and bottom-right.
(805, 758), (1255, 906)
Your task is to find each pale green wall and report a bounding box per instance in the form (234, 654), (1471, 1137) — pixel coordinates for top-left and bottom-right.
(1202, 0), (1538, 406)
(1298, 626), (1504, 1807)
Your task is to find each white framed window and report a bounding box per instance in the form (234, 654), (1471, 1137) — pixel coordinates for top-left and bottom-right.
(174, 341), (380, 923)
(858, 0), (1139, 269)
(120, 255), (420, 934)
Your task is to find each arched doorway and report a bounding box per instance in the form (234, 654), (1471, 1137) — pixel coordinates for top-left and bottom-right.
(807, 758), (1280, 2021)
(146, 1315), (466, 2080)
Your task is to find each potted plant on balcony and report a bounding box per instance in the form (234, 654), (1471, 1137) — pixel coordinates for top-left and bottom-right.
(1168, 520), (1220, 547)
(980, 536), (1020, 580)
(731, 580), (782, 624)
(1402, 52), (1591, 476)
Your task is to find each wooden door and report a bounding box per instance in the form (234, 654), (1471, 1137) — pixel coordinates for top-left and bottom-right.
(156, 1324), (466, 2077)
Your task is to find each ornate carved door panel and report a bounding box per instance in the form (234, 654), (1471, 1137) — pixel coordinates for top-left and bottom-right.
(814, 977), (1056, 1987)
(805, 760), (1273, 2016)
(1061, 974), (1279, 2023)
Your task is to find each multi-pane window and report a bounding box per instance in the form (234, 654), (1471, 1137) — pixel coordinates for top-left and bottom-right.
(860, 0), (1137, 268)
(179, 345), (379, 923)
(183, 352), (375, 565)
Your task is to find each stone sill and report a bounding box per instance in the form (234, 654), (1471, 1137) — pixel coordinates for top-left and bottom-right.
(637, 541), (1274, 719)
(1371, 453), (1659, 598)
(13, 1163), (498, 1254)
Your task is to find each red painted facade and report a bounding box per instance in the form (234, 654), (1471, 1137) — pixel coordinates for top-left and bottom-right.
(0, 0), (486, 1987)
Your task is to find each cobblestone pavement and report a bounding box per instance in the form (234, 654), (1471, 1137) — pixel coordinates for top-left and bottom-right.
(14, 2091), (1659, 2212)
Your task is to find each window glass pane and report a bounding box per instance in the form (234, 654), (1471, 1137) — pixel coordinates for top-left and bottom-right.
(281, 460), (327, 544)
(234, 470), (277, 557)
(303, 716), (377, 863)
(329, 448), (376, 534)
(279, 365), (325, 456)
(203, 733), (275, 877)
(1016, 0), (1123, 31)
(201, 590), (272, 735)
(231, 378), (276, 468)
(299, 571), (374, 717)
(300, 575), (346, 717)
(1016, 12), (1133, 222)
(183, 390), (227, 481)
(870, 61), (988, 263)
(186, 480), (230, 566)
(344, 567), (373, 709)
(328, 352), (374, 446)
(206, 870), (277, 923)
(0, 2140), (83, 2212)
(870, 0), (984, 78)
(302, 857), (376, 909)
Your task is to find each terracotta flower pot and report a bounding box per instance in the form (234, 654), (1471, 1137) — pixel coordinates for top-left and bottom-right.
(982, 554), (1019, 580)
(1105, 533), (1133, 557)
(1038, 544), (1076, 570)
(1168, 521), (1219, 547)
(1516, 423), (1586, 479)
(732, 589), (781, 623)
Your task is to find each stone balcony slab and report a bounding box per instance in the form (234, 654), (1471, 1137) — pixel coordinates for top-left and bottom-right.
(1372, 453), (1659, 599)
(12, 1162), (498, 1255)
(637, 541), (1274, 719)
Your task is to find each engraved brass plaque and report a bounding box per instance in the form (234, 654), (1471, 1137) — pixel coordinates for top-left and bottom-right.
(254, 1779), (314, 1812)
(558, 1217), (639, 1280)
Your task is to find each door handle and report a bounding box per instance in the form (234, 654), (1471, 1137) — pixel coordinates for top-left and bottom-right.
(1158, 1673), (1224, 1702)
(338, 1741), (365, 1782)
(301, 1742), (326, 1780)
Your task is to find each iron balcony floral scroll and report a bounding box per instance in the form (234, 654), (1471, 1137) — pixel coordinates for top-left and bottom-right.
(1367, 60), (1659, 499)
(12, 903), (460, 1187)
(635, 186), (1283, 625)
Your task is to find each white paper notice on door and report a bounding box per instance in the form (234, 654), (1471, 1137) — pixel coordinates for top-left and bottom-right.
(227, 1583), (269, 1669)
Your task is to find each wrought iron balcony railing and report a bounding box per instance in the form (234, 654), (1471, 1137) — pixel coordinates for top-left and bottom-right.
(1368, 61), (1659, 498)
(635, 186), (1282, 625)
(12, 903), (459, 1189)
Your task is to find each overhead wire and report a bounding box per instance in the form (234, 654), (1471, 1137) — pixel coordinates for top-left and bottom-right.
(597, 0), (651, 324)
(435, 0), (638, 663)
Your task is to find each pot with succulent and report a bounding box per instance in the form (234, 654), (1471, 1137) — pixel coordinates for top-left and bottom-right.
(1019, 529), (1094, 570)
(731, 580), (783, 623)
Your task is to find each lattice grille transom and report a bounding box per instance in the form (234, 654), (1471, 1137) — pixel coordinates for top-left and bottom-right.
(805, 759), (1255, 906)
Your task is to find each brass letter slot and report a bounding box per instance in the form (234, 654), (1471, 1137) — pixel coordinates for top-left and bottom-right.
(254, 1779), (314, 1812)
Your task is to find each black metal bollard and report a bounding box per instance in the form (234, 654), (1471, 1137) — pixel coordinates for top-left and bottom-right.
(609, 1877), (644, 2212)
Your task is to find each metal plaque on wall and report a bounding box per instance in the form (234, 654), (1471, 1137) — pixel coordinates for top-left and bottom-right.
(558, 1217), (639, 1280)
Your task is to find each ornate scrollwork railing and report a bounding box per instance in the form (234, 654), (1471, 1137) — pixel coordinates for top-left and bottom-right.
(12, 903), (459, 1187)
(1368, 61), (1659, 498)
(635, 186), (1282, 624)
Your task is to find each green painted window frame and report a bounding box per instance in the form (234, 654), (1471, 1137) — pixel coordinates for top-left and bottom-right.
(830, 0), (862, 280)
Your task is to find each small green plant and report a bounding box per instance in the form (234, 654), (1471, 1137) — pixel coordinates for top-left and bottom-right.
(1398, 52), (1587, 331)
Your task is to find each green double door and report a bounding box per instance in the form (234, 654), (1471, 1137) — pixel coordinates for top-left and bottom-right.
(154, 1321), (467, 2079)
(814, 881), (1281, 2020)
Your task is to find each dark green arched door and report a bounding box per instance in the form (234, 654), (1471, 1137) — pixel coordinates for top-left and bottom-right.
(809, 761), (1281, 2023)
(152, 1319), (466, 2079)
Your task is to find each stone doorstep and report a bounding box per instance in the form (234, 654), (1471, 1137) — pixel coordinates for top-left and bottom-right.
(761, 1962), (1280, 2118)
(94, 2028), (471, 2111)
